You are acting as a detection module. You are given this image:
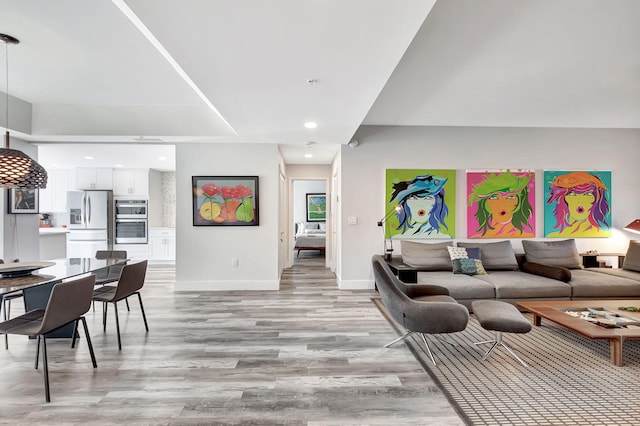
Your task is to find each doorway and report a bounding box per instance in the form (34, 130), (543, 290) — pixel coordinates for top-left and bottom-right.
(291, 179), (328, 266)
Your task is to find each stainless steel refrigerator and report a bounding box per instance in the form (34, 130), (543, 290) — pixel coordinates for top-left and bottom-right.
(66, 190), (113, 258)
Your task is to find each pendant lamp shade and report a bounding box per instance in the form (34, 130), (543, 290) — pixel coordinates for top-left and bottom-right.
(1, 33), (47, 189)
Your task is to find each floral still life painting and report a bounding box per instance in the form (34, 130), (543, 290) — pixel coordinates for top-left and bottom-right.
(192, 176), (259, 226)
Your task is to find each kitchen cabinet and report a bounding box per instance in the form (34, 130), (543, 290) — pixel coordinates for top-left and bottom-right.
(75, 168), (113, 190)
(114, 243), (149, 261)
(39, 169), (71, 213)
(148, 228), (176, 263)
(113, 169), (149, 196)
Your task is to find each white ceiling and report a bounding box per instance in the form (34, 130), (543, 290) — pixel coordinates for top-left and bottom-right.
(1, 0), (638, 169)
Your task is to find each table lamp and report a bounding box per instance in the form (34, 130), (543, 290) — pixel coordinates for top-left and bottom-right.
(624, 219), (640, 234)
(378, 205), (401, 260)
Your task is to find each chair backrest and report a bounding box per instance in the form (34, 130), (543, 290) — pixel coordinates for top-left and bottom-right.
(114, 260), (148, 301)
(371, 255), (469, 334)
(39, 275), (96, 334)
(95, 250), (128, 260)
(372, 255), (413, 326)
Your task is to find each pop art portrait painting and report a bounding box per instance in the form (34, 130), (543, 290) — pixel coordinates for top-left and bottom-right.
(384, 169), (456, 239)
(467, 170), (535, 238)
(544, 170), (611, 238)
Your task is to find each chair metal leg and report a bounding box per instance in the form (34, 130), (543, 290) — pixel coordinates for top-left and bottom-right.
(384, 331), (415, 348)
(137, 292), (149, 332)
(71, 319), (79, 348)
(420, 333), (437, 366)
(3, 299), (8, 350)
(42, 335), (50, 403)
(474, 331), (528, 367)
(102, 302), (108, 332)
(35, 335), (41, 369)
(80, 317), (97, 368)
(114, 302), (122, 350)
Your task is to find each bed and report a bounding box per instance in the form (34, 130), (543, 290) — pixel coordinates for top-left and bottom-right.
(294, 222), (326, 256)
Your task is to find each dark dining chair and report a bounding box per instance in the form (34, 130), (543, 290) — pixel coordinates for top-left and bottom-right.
(0, 275), (97, 402)
(94, 250), (128, 285)
(93, 260), (148, 350)
(93, 250), (129, 310)
(1, 259), (24, 350)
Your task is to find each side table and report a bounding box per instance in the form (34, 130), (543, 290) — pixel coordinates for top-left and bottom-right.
(385, 257), (418, 283)
(580, 252), (626, 268)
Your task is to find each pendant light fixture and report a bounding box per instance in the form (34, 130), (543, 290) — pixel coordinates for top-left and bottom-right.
(0, 33), (47, 189)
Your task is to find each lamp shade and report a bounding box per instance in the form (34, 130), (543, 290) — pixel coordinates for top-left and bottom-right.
(1, 34), (48, 189)
(0, 145), (48, 189)
(624, 219), (640, 234)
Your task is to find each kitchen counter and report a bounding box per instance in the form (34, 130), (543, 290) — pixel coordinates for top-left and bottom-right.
(39, 228), (68, 259)
(39, 227), (70, 235)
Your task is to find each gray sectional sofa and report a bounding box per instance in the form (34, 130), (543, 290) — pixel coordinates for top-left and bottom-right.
(395, 239), (640, 309)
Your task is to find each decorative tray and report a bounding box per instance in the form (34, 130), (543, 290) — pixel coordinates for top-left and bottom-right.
(0, 261), (56, 278)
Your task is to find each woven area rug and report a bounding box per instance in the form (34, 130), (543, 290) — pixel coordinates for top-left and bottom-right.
(372, 298), (640, 426)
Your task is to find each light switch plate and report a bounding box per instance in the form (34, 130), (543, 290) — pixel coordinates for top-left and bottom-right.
(348, 216), (358, 225)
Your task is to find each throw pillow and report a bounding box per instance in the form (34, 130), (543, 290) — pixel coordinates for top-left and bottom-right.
(522, 239), (583, 269)
(401, 240), (453, 271)
(447, 246), (487, 275)
(622, 240), (640, 272)
(457, 240), (519, 270)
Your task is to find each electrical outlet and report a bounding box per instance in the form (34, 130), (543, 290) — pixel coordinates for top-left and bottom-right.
(232, 258), (239, 268)
(348, 216), (358, 225)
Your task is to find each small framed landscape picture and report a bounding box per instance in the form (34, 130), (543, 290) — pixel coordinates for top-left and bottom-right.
(192, 176), (259, 226)
(306, 193), (326, 222)
(8, 188), (39, 214)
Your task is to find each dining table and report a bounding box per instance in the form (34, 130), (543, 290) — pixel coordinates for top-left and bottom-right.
(0, 257), (127, 338)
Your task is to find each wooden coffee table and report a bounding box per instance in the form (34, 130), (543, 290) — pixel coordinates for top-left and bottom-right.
(516, 300), (640, 366)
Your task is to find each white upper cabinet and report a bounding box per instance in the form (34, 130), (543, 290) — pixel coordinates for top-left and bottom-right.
(113, 169), (149, 197)
(75, 168), (113, 190)
(39, 169), (72, 213)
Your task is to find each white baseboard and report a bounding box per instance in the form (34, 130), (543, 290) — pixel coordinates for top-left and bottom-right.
(175, 280), (279, 291)
(337, 279), (375, 290)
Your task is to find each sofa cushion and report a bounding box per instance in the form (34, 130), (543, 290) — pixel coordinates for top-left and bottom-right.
(473, 271), (572, 299)
(622, 240), (640, 272)
(401, 240), (453, 270)
(457, 241), (519, 271)
(568, 269), (640, 298)
(447, 246), (487, 276)
(522, 239), (583, 269)
(417, 271), (495, 300)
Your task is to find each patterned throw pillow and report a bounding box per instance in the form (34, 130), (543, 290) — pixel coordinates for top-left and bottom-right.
(447, 246), (488, 276)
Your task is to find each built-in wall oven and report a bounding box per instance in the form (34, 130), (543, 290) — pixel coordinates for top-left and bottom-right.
(114, 199), (148, 244)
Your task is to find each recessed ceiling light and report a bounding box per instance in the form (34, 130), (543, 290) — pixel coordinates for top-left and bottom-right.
(158, 156), (167, 161)
(304, 121), (318, 129)
(114, 164), (124, 168)
(304, 153), (313, 158)
(84, 156), (95, 160)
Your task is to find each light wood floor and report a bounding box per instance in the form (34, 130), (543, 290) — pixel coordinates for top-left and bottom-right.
(0, 254), (463, 425)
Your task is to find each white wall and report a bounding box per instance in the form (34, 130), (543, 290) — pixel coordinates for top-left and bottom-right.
(1, 137), (40, 262)
(339, 126), (640, 289)
(293, 180), (326, 224)
(175, 143), (280, 290)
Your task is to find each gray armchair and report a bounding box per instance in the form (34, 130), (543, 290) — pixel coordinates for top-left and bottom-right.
(372, 255), (469, 365)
